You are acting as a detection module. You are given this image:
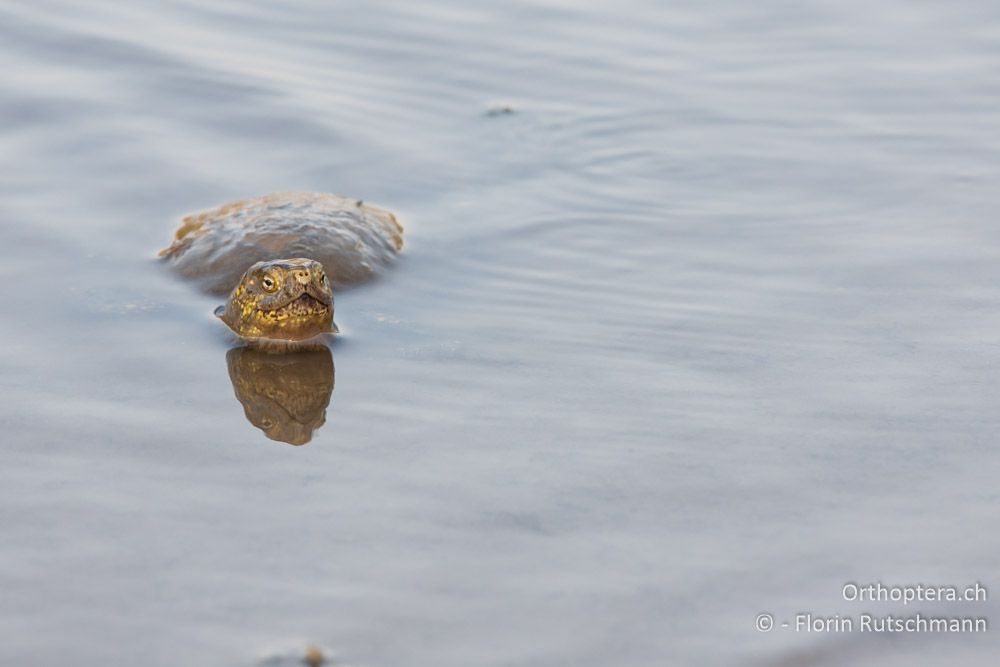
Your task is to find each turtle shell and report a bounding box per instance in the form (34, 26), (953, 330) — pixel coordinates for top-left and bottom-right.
(160, 191), (403, 294)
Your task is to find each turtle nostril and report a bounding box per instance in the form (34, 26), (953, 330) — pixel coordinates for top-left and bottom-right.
(294, 270), (310, 285)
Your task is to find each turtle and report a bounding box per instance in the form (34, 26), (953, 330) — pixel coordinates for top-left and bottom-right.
(159, 191), (403, 344)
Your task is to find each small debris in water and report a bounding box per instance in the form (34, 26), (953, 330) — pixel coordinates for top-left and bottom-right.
(257, 642), (335, 667)
(303, 645), (326, 667)
(485, 105), (516, 117)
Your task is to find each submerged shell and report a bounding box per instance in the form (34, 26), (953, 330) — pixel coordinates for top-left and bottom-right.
(160, 192), (403, 294)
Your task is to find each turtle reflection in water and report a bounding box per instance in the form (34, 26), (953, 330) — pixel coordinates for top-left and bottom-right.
(226, 346), (334, 445)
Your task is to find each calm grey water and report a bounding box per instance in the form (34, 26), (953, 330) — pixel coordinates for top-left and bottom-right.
(2, 1), (999, 665)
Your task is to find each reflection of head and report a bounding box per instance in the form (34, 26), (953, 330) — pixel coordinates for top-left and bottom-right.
(226, 346), (335, 445)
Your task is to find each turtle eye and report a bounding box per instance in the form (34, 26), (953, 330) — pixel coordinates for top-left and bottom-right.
(261, 275), (278, 292)
(315, 268), (325, 283)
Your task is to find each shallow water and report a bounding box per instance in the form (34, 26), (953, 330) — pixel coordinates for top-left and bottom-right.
(2, 1), (1000, 665)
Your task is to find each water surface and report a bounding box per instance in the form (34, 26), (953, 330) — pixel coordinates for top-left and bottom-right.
(2, 1), (999, 665)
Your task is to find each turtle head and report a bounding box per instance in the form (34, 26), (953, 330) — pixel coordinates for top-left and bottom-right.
(216, 258), (336, 342)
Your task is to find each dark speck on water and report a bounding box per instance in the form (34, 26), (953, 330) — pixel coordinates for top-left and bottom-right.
(485, 105), (516, 117)
(2, 1), (1000, 666)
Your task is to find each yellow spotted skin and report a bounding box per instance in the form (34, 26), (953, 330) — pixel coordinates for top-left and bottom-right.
(216, 258), (336, 343)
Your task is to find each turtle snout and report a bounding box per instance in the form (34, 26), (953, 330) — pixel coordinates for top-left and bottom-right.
(293, 268), (311, 285)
